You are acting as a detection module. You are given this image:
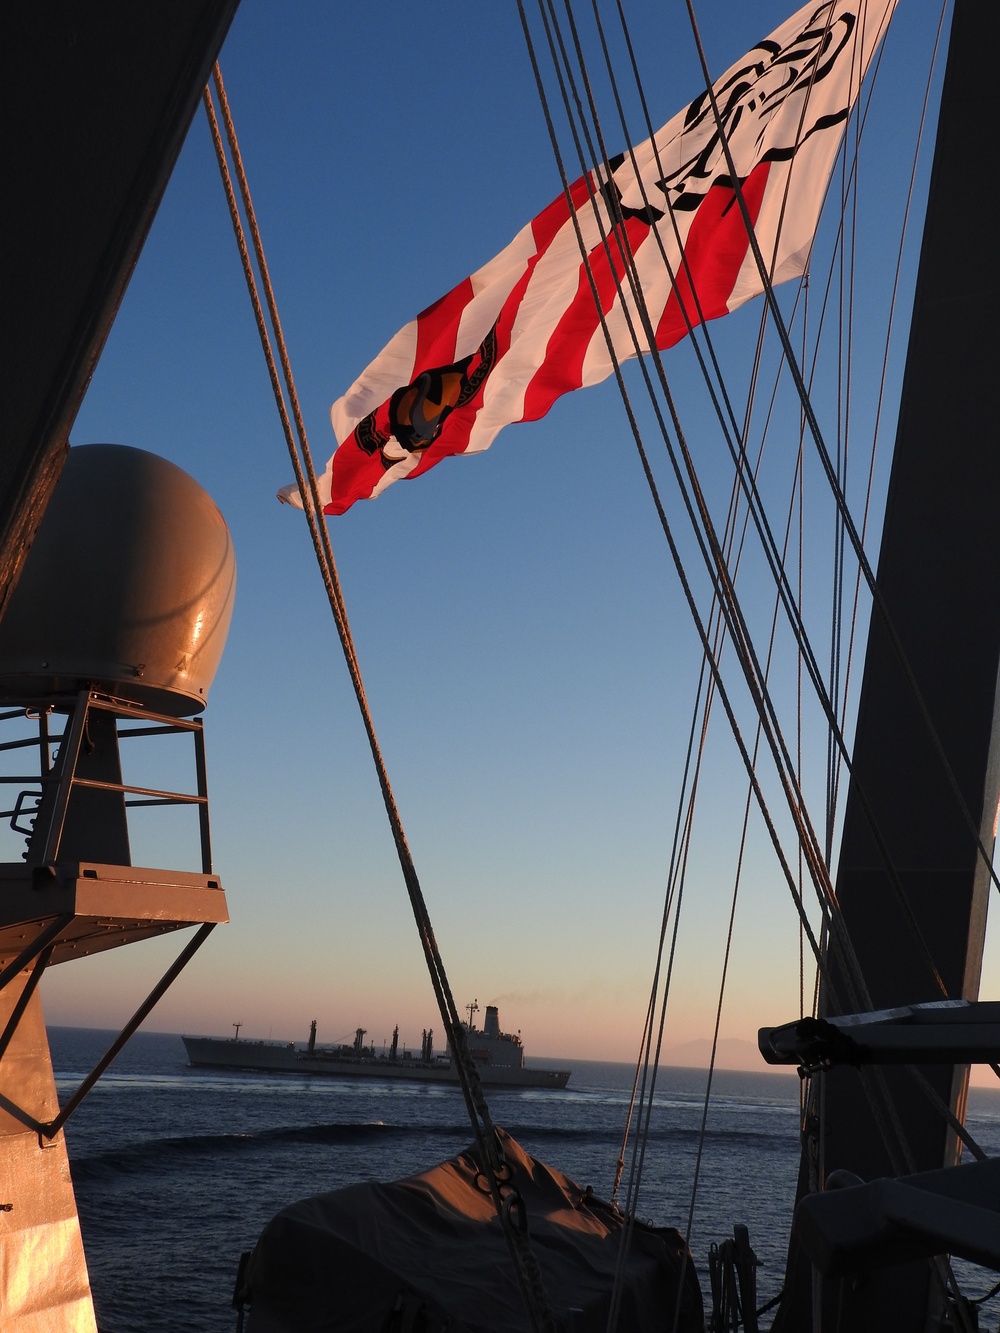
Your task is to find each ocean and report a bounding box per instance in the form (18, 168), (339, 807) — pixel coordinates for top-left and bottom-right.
(48, 1027), (1000, 1332)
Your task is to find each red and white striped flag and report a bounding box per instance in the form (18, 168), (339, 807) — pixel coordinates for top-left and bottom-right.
(282, 0), (895, 516)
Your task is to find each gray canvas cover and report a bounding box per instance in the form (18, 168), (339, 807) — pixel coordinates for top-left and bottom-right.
(244, 1129), (702, 1332)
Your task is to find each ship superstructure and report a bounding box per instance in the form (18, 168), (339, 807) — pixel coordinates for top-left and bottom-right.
(183, 1002), (569, 1089)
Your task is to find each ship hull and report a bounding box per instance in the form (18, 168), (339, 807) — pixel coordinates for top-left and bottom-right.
(182, 1036), (570, 1089)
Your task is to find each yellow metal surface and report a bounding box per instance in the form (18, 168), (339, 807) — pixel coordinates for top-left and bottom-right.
(0, 979), (96, 1331)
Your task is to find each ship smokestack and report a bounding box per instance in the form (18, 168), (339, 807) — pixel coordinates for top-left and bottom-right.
(308, 1021), (317, 1055)
(391, 1025), (399, 1061)
(484, 1006), (500, 1039)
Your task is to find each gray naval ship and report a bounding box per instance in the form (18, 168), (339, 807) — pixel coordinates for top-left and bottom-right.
(183, 1002), (570, 1089)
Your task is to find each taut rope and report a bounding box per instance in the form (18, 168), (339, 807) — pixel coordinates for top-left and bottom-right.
(203, 64), (557, 1333)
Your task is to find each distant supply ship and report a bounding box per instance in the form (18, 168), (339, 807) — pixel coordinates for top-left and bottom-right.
(182, 1003), (570, 1089)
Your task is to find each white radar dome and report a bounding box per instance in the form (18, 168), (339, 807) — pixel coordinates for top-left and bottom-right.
(0, 444), (236, 715)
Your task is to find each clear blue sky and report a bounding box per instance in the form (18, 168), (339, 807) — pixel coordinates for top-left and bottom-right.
(40, 0), (994, 1071)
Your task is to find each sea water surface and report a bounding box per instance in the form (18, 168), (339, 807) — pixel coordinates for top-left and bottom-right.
(48, 1027), (1000, 1332)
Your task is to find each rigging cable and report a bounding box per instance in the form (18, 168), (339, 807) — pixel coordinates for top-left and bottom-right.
(524, 5), (983, 1306)
(202, 66), (559, 1333)
(525, 0), (894, 1032)
(610, 283), (787, 1219)
(673, 440), (818, 1325)
(540, 0), (975, 1074)
(680, 0), (1000, 915)
(586, 5), (831, 1240)
(528, 12), (938, 1221)
(600, 0), (952, 1009)
(552, 0), (976, 1103)
(535, 0), (950, 1014)
(521, 0), (835, 1032)
(798, 282), (809, 1026)
(637, 0), (984, 1230)
(677, 5), (983, 1323)
(614, 286), (814, 1315)
(518, 9), (884, 1328)
(518, 13), (844, 1328)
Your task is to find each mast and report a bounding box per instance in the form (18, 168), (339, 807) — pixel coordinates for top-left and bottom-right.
(778, 1), (1000, 1327)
